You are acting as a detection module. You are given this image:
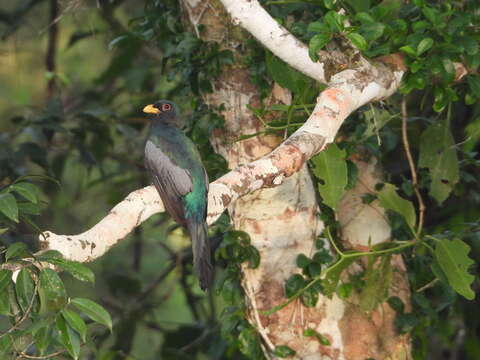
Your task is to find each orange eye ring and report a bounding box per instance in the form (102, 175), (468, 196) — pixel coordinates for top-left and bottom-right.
(162, 103), (172, 111)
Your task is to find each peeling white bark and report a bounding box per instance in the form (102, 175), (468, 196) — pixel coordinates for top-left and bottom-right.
(39, 0), (405, 262)
(40, 186), (164, 262)
(218, 0), (327, 83)
(34, 0), (415, 358)
(40, 68), (403, 263)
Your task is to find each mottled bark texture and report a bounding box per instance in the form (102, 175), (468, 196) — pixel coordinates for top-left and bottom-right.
(181, 1), (411, 359)
(36, 0), (413, 358)
(337, 158), (411, 360)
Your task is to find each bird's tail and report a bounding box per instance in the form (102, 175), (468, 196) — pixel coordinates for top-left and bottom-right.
(187, 219), (213, 290)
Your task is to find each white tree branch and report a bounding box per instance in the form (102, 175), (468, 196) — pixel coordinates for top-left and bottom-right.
(39, 0), (405, 263)
(40, 69), (402, 262)
(218, 0), (328, 83)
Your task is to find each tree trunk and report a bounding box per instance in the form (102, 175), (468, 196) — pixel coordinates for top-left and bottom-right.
(182, 1), (411, 359)
(35, 1), (414, 358)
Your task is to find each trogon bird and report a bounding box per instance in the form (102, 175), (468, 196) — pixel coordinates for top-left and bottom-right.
(143, 100), (213, 290)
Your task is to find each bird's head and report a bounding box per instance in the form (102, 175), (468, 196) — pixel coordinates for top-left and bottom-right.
(142, 100), (178, 125)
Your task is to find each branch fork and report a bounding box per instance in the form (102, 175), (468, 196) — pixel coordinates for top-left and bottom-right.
(39, 0), (404, 262)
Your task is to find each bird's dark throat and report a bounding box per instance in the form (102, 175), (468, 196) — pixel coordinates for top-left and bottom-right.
(151, 113), (180, 128)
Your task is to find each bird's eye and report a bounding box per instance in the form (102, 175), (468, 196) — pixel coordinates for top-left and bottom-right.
(162, 103), (172, 111)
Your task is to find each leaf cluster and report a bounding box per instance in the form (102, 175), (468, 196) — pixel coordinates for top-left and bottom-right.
(0, 244), (110, 359)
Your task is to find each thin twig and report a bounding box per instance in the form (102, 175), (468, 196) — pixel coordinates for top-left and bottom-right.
(416, 278), (439, 293)
(15, 349), (65, 359)
(401, 97), (425, 237)
(180, 267), (200, 321)
(137, 261), (177, 302)
(46, 0), (59, 99)
(181, 0), (209, 38)
(0, 280), (39, 339)
(180, 325), (218, 352)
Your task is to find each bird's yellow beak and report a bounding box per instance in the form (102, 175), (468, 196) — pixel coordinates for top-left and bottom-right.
(143, 104), (161, 114)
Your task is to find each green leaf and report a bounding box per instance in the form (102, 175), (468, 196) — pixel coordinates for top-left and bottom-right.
(0, 337), (13, 357)
(362, 107), (394, 140)
(17, 201), (41, 215)
(422, 6), (441, 25)
(0, 193), (18, 222)
(266, 53), (309, 93)
(377, 183), (416, 233)
(5, 242), (29, 261)
(317, 333), (331, 346)
(410, 61), (423, 73)
(34, 325), (52, 355)
(387, 296), (405, 313)
(360, 22), (385, 42)
(309, 33), (332, 61)
(301, 286), (319, 307)
(418, 118), (459, 204)
(296, 254), (311, 269)
(399, 45), (417, 57)
(442, 59), (456, 83)
(16, 268), (35, 312)
(359, 255), (392, 311)
(345, 0), (371, 13)
(303, 328), (331, 345)
(48, 258), (95, 284)
(71, 298), (112, 331)
(308, 21), (330, 34)
(337, 283), (353, 299)
(432, 87), (448, 112)
(311, 144), (348, 210)
(273, 345), (296, 357)
(13, 174), (60, 186)
(417, 38), (433, 56)
(431, 257), (449, 285)
(246, 246), (261, 269)
(412, 20), (428, 32)
(285, 274), (306, 298)
(324, 11), (344, 32)
(322, 257), (356, 296)
(307, 262), (322, 277)
(434, 238), (475, 300)
(56, 315), (81, 360)
(36, 250), (64, 261)
(467, 75), (480, 98)
(238, 328), (263, 358)
(313, 249), (333, 265)
(0, 286), (10, 315)
(323, 0), (335, 9)
(347, 32), (368, 51)
(10, 182), (39, 203)
(460, 36), (479, 55)
(0, 269), (12, 294)
(39, 268), (67, 312)
(467, 90), (476, 104)
(62, 309), (87, 342)
(23, 315), (53, 335)
(355, 12), (375, 24)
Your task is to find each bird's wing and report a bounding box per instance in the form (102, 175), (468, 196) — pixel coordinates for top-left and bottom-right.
(145, 140), (193, 226)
